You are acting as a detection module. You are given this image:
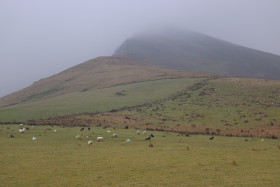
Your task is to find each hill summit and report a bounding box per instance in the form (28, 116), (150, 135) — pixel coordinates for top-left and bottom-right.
(114, 29), (280, 80)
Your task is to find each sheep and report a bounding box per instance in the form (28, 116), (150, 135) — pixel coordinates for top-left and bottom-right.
(209, 137), (214, 140)
(10, 134), (14, 138)
(150, 134), (154, 137)
(76, 134), (81, 139)
(19, 128), (25, 133)
(88, 141), (93, 147)
(143, 131), (146, 135)
(88, 127), (91, 131)
(113, 134), (117, 138)
(137, 131), (140, 135)
(145, 137), (151, 141)
(80, 128), (84, 132)
(53, 129), (57, 133)
(96, 137), (103, 142)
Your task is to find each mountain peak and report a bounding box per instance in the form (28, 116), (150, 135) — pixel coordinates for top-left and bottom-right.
(114, 29), (280, 80)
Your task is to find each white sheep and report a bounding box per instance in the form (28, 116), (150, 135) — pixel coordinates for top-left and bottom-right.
(88, 141), (93, 147)
(143, 131), (146, 135)
(19, 128), (25, 133)
(137, 131), (140, 135)
(113, 134), (117, 138)
(96, 137), (103, 142)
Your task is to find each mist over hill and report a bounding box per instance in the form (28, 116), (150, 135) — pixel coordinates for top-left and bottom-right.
(114, 29), (280, 80)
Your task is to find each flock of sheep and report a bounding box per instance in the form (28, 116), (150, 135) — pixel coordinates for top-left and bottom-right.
(14, 124), (156, 147)
(87, 130), (154, 147)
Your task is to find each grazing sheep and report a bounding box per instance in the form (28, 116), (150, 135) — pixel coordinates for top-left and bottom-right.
(53, 129), (57, 133)
(76, 134), (81, 139)
(150, 134), (154, 137)
(96, 137), (103, 142)
(88, 127), (91, 131)
(113, 134), (117, 138)
(10, 134), (14, 138)
(145, 137), (151, 141)
(137, 131), (140, 135)
(209, 137), (214, 140)
(80, 128), (84, 132)
(143, 131), (146, 135)
(88, 141), (93, 147)
(19, 128), (25, 133)
(19, 124), (24, 126)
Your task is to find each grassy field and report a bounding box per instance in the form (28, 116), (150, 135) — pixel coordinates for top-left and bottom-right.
(1, 125), (280, 186)
(0, 78), (202, 122)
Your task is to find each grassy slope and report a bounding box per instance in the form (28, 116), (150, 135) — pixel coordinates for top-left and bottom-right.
(0, 56), (207, 108)
(1, 125), (280, 186)
(117, 78), (280, 137)
(35, 77), (280, 138)
(0, 78), (202, 122)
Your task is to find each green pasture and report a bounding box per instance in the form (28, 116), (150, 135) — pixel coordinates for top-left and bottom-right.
(126, 78), (280, 129)
(0, 78), (201, 122)
(1, 125), (280, 186)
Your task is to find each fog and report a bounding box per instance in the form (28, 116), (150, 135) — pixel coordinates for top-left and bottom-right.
(1, 0), (280, 97)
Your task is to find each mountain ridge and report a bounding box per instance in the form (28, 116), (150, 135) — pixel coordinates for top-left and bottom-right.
(114, 29), (280, 80)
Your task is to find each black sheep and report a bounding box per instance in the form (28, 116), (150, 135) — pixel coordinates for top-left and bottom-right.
(145, 137), (151, 141)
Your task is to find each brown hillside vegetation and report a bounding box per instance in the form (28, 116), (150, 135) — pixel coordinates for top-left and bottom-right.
(0, 56), (210, 108)
(31, 77), (280, 138)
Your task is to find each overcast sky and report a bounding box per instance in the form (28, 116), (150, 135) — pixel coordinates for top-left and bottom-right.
(1, 0), (280, 97)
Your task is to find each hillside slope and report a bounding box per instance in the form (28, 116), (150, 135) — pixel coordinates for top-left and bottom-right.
(0, 56), (208, 108)
(114, 29), (280, 80)
(34, 77), (280, 138)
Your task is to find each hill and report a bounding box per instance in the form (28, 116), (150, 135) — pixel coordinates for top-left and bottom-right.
(0, 78), (203, 121)
(0, 56), (209, 108)
(114, 29), (280, 80)
(33, 77), (280, 138)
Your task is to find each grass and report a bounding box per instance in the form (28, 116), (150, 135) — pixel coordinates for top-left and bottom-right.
(113, 77), (280, 137)
(0, 78), (202, 122)
(0, 124), (280, 186)
(21, 77), (280, 138)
